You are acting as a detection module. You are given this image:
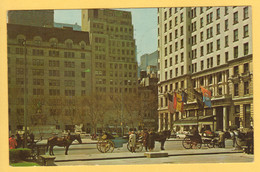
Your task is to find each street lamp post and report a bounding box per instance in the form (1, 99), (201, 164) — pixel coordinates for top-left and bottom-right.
(23, 40), (28, 148)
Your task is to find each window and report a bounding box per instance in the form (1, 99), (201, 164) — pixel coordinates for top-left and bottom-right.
(164, 11), (167, 20)
(181, 39), (184, 48)
(169, 20), (172, 29)
(206, 12), (213, 24)
(216, 23), (220, 35)
(234, 46), (239, 58)
(233, 29), (239, 42)
(218, 73), (222, 83)
(170, 45), (172, 54)
(180, 26), (184, 35)
(175, 55), (178, 64)
(225, 36), (229, 47)
(225, 19), (229, 31)
(165, 72), (168, 80)
(207, 27), (213, 39)
(234, 66), (239, 76)
(218, 87), (223, 95)
(200, 46), (204, 56)
(244, 43), (249, 55)
(180, 13), (184, 22)
(234, 12), (238, 24)
(165, 59), (168, 68)
(164, 23), (167, 32)
(175, 42), (178, 51)
(181, 66), (184, 75)
(200, 17), (203, 27)
(170, 70), (173, 78)
(169, 33), (172, 41)
(244, 63), (249, 73)
(165, 47), (167, 56)
(244, 25), (249, 37)
(217, 55), (220, 65)
(175, 29), (178, 38)
(164, 35), (167, 44)
(234, 84), (239, 96)
(175, 16), (178, 26)
(207, 42), (213, 54)
(181, 53), (184, 62)
(225, 52), (229, 62)
(244, 7), (249, 19)
(216, 8), (220, 19)
(200, 31), (204, 41)
(216, 39), (220, 50)
(175, 68), (178, 76)
(209, 75), (213, 84)
(225, 7), (229, 15)
(201, 60), (204, 70)
(200, 7), (204, 14)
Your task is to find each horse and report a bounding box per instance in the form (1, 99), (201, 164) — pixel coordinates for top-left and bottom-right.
(46, 134), (82, 155)
(155, 130), (171, 150)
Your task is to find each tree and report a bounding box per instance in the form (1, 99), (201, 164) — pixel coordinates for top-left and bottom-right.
(82, 93), (108, 135)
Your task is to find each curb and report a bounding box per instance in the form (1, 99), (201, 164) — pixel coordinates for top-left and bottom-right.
(54, 150), (244, 162)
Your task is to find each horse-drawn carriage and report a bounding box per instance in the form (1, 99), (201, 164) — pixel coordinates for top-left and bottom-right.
(182, 133), (219, 149)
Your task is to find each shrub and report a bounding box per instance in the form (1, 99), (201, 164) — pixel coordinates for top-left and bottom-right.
(9, 148), (32, 162)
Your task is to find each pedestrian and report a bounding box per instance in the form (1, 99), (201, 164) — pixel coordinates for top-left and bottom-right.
(29, 132), (35, 146)
(16, 132), (21, 148)
(229, 129), (236, 147)
(218, 130), (225, 148)
(129, 131), (136, 153)
(147, 129), (155, 152)
(9, 135), (17, 149)
(246, 126), (254, 154)
(142, 128), (149, 151)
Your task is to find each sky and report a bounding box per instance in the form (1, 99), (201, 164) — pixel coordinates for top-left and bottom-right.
(54, 8), (158, 64)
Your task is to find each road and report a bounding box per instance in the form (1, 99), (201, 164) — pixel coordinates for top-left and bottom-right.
(44, 138), (254, 166)
(49, 139), (235, 155)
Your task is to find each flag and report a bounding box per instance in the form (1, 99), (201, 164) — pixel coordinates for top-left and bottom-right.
(167, 93), (175, 113)
(194, 89), (204, 110)
(200, 86), (212, 108)
(174, 92), (183, 112)
(182, 91), (188, 104)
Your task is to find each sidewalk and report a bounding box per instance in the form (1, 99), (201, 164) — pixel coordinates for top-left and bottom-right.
(54, 148), (244, 162)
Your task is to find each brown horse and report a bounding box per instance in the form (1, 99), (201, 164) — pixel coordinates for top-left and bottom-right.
(46, 134), (82, 155)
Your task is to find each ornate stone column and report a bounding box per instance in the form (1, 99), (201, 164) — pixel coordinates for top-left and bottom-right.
(223, 106), (228, 131)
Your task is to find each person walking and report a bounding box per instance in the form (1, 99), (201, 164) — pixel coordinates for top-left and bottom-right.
(15, 132), (21, 148)
(142, 128), (149, 151)
(147, 129), (155, 152)
(246, 126), (254, 154)
(129, 131), (136, 153)
(9, 135), (17, 149)
(218, 130), (225, 148)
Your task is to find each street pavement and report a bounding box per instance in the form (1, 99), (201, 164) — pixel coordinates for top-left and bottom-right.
(38, 137), (254, 165)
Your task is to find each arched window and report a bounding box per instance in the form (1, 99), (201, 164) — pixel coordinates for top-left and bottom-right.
(33, 36), (42, 46)
(65, 39), (73, 49)
(49, 38), (58, 48)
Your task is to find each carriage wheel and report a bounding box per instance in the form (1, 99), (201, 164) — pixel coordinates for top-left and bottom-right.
(135, 142), (143, 152)
(106, 140), (114, 153)
(191, 139), (202, 149)
(97, 140), (110, 153)
(182, 137), (192, 149)
(127, 142), (131, 152)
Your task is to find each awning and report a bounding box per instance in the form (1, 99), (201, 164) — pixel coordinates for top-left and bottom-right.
(174, 115), (215, 125)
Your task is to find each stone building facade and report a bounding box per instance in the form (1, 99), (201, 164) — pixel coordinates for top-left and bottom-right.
(7, 24), (92, 133)
(157, 6), (252, 132)
(8, 10), (54, 27)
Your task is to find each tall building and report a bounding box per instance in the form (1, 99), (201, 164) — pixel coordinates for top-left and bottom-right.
(7, 24), (92, 133)
(157, 7), (252, 132)
(139, 50), (158, 71)
(8, 10), (54, 27)
(81, 9), (138, 131)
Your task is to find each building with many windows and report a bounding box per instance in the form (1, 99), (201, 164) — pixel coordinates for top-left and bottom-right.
(8, 10), (54, 27)
(157, 6), (252, 132)
(7, 24), (92, 133)
(81, 9), (139, 132)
